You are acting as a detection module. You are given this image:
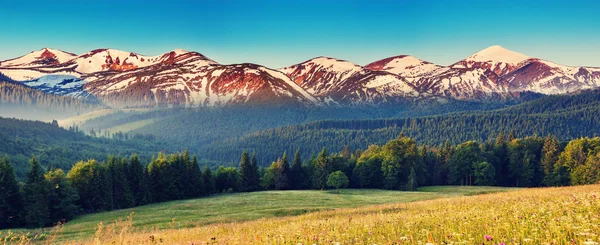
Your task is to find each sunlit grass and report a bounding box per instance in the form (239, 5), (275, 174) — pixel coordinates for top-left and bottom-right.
(65, 184), (598, 245)
(1, 186), (523, 244)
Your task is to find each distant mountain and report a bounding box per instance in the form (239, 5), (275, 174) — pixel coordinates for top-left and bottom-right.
(280, 57), (421, 105)
(1, 45), (599, 107)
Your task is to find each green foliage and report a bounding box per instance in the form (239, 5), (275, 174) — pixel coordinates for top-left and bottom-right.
(44, 169), (80, 224)
(202, 164), (216, 195)
(239, 151), (260, 192)
(215, 166), (240, 192)
(313, 148), (331, 190)
(326, 171), (349, 191)
(472, 161), (495, 186)
(381, 137), (421, 190)
(449, 141), (483, 185)
(274, 152), (290, 190)
(353, 145), (384, 188)
(23, 156), (51, 227)
(0, 156), (23, 228)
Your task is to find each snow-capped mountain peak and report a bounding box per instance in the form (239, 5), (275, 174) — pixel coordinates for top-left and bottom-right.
(365, 55), (444, 78)
(465, 45), (530, 64)
(0, 48), (77, 67)
(452, 45), (531, 76)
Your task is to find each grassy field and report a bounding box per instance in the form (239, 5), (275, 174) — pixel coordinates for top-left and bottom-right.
(0, 186), (513, 244)
(60, 184), (597, 245)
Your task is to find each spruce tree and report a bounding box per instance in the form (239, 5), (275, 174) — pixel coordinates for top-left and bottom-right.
(313, 148), (331, 190)
(108, 156), (134, 209)
(249, 153), (260, 191)
(127, 154), (147, 206)
(0, 156), (24, 228)
(188, 155), (204, 197)
(202, 164), (216, 194)
(23, 156), (50, 227)
(290, 149), (304, 189)
(274, 152), (290, 190)
(541, 135), (560, 186)
(239, 151), (253, 192)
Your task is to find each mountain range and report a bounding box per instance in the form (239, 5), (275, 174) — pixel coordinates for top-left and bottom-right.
(1, 45), (599, 108)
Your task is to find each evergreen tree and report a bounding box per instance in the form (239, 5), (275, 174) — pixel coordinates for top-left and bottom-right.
(290, 149), (304, 189)
(239, 151), (256, 192)
(108, 156), (134, 209)
(249, 153), (260, 191)
(126, 154), (148, 205)
(187, 155), (204, 197)
(313, 148), (331, 190)
(23, 156), (50, 227)
(202, 164), (216, 194)
(541, 135), (560, 186)
(0, 156), (24, 228)
(44, 169), (80, 224)
(405, 167), (418, 191)
(274, 152), (290, 190)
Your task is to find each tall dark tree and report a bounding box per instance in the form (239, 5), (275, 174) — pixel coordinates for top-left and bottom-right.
(541, 135), (560, 186)
(239, 151), (259, 192)
(274, 152), (290, 190)
(313, 148), (331, 190)
(126, 154), (148, 205)
(0, 156), (24, 228)
(290, 149), (304, 189)
(23, 156), (50, 227)
(202, 164), (216, 194)
(108, 156), (134, 209)
(187, 155), (204, 197)
(493, 131), (511, 186)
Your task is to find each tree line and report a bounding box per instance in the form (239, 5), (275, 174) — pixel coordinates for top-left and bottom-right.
(2, 132), (600, 229)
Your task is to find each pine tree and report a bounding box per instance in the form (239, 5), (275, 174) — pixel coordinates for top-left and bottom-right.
(126, 154), (148, 206)
(541, 135), (560, 186)
(108, 156), (134, 209)
(23, 156), (50, 227)
(0, 156), (24, 228)
(405, 167), (418, 191)
(274, 152), (290, 190)
(202, 164), (216, 195)
(239, 151), (254, 192)
(188, 155), (204, 197)
(290, 149), (304, 189)
(313, 148), (331, 190)
(249, 153), (260, 191)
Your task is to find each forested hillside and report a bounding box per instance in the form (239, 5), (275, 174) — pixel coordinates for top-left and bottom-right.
(0, 81), (103, 120)
(198, 90), (600, 164)
(0, 117), (169, 178)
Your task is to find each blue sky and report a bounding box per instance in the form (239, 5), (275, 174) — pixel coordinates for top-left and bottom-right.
(1, 0), (599, 67)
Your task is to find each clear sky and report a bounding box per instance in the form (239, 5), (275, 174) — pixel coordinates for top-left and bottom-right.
(1, 0), (599, 67)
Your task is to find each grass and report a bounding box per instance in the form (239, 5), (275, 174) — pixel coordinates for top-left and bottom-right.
(104, 118), (155, 134)
(68, 185), (600, 244)
(0, 186), (514, 244)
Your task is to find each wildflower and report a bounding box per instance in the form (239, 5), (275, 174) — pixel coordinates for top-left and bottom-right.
(485, 235), (492, 241)
(583, 241), (599, 245)
(523, 238), (532, 242)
